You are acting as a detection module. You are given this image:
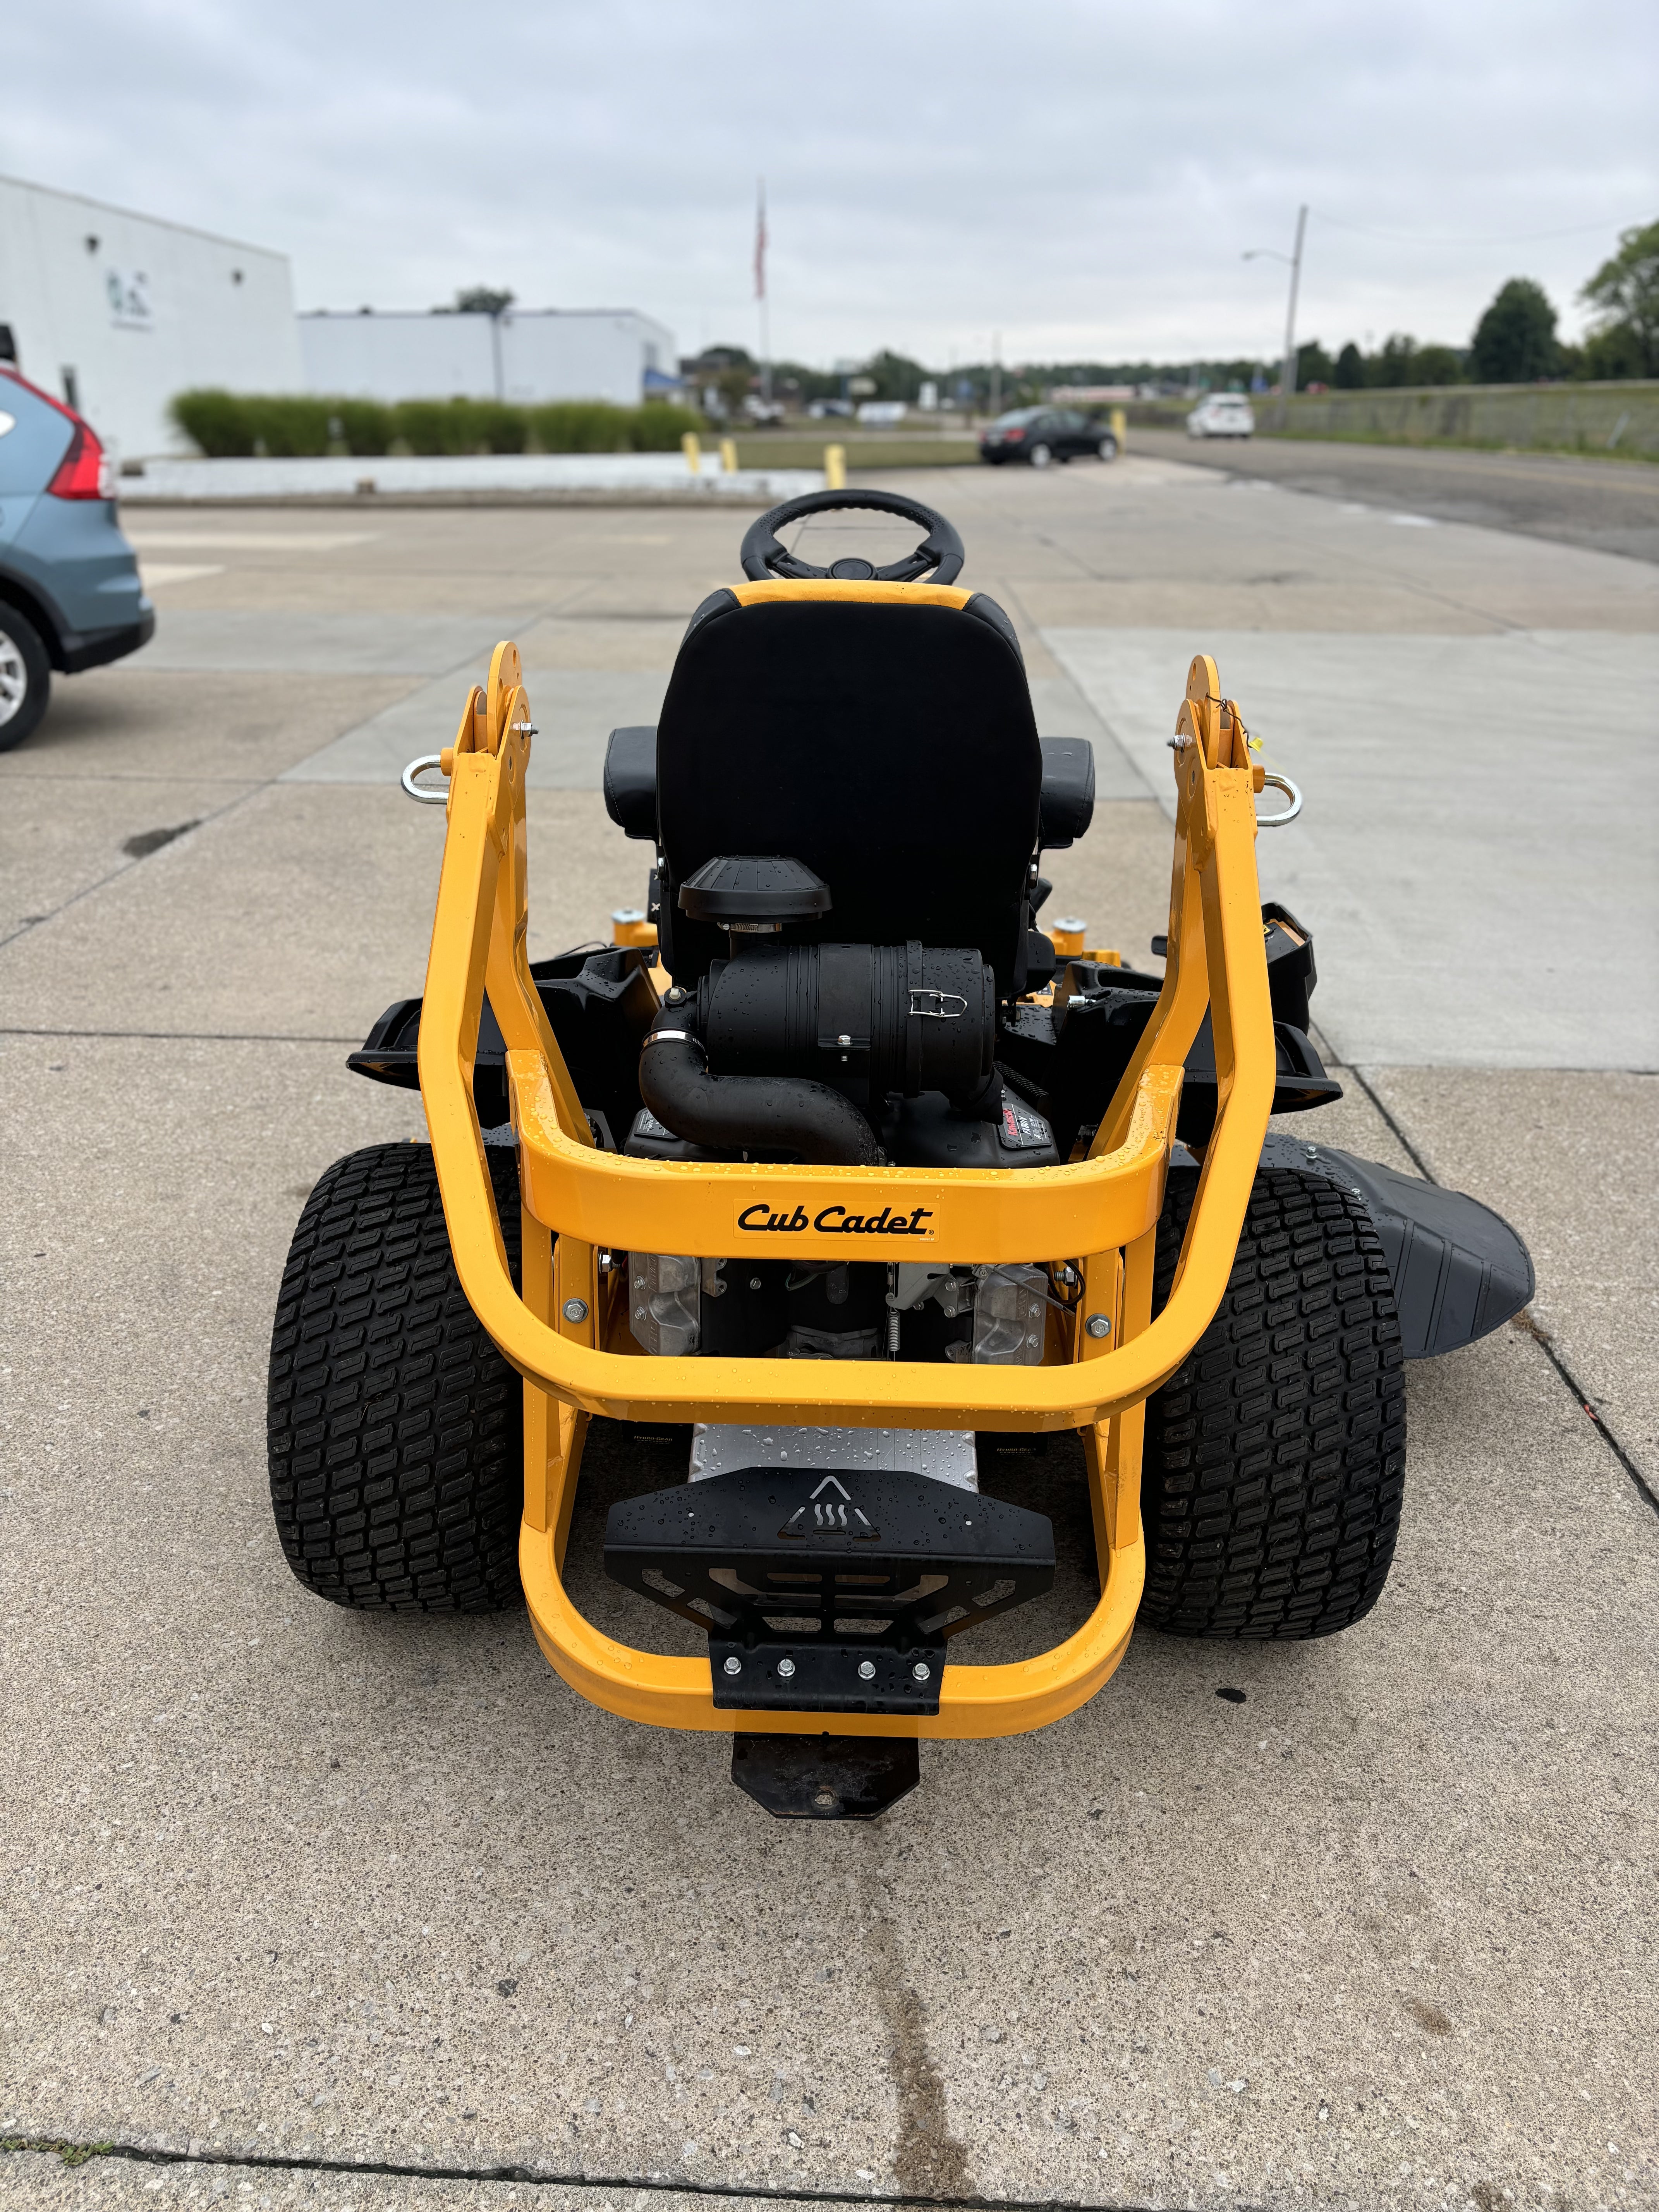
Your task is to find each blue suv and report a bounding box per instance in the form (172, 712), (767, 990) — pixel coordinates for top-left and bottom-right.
(0, 366), (153, 751)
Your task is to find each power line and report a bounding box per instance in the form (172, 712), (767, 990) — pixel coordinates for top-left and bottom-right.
(1311, 209), (1633, 246)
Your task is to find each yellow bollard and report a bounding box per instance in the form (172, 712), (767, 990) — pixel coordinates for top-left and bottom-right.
(611, 908), (658, 950)
(824, 443), (847, 491)
(682, 431), (702, 478)
(719, 438), (739, 475)
(1109, 406), (1127, 452)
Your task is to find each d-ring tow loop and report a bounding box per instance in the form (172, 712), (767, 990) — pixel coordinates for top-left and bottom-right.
(401, 754), (450, 805)
(1255, 771), (1302, 827)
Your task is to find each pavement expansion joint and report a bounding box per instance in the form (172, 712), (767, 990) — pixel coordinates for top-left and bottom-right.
(0, 783), (261, 953)
(1345, 1064), (1437, 1182)
(0, 2137), (1151, 2212)
(1350, 1063), (1658, 1518)
(1507, 1309), (1659, 1518)
(0, 1025), (363, 1044)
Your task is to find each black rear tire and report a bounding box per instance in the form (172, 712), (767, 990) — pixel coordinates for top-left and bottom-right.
(0, 605), (52, 753)
(1140, 1167), (1406, 1639)
(267, 1142), (525, 1612)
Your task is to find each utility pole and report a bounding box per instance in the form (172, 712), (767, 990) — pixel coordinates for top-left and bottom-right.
(1278, 205), (1307, 427)
(1244, 205), (1309, 429)
(989, 331), (1001, 417)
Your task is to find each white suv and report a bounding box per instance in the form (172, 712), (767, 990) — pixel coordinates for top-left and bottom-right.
(1187, 393), (1255, 439)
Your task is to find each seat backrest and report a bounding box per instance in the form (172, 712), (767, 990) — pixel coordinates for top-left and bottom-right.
(654, 580), (1042, 992)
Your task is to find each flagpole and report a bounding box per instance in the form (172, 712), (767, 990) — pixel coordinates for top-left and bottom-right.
(755, 179), (771, 408)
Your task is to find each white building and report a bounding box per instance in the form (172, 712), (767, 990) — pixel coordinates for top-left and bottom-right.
(0, 174), (301, 458)
(298, 308), (677, 408)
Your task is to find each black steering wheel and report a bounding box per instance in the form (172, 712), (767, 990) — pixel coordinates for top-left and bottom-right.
(740, 488), (965, 585)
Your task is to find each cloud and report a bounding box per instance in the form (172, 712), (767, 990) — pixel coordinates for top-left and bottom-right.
(4, 0), (1653, 363)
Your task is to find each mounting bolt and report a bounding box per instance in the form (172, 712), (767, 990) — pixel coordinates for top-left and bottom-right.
(562, 1298), (589, 1324)
(1085, 1312), (1111, 1339)
(911, 1661), (931, 1684)
(749, 1277), (763, 1290)
(857, 1659), (876, 1681)
(665, 986), (687, 1005)
(723, 1655), (742, 1676)
(776, 1657), (796, 1680)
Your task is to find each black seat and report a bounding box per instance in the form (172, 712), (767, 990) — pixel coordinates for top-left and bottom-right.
(648, 585), (1044, 993)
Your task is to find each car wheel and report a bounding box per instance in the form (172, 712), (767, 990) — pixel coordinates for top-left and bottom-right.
(1096, 435), (1118, 461)
(0, 605), (52, 754)
(1028, 442), (1053, 469)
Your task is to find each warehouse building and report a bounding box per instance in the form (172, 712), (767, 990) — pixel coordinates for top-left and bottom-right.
(298, 307), (678, 407)
(0, 173), (302, 458)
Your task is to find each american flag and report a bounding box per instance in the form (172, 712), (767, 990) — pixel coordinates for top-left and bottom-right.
(754, 179), (767, 301)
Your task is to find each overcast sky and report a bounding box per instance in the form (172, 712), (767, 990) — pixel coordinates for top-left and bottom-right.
(6, 0), (1656, 368)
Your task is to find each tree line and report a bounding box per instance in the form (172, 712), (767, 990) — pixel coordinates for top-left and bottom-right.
(684, 218), (1657, 406)
(1297, 220), (1657, 388)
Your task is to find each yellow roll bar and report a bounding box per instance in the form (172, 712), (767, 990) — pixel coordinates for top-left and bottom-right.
(415, 633), (1277, 1738)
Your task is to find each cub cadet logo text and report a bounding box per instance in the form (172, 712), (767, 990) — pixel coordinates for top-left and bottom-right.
(736, 1201), (934, 1239)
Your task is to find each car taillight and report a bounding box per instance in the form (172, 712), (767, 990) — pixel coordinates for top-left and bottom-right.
(1004, 428), (1025, 441)
(48, 421), (113, 500)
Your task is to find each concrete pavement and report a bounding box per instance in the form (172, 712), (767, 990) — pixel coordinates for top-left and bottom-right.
(1044, 623), (1658, 1066)
(3, 457), (1655, 2212)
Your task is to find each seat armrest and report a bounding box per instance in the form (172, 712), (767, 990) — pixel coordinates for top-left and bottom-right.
(604, 726), (658, 840)
(1038, 736), (1095, 849)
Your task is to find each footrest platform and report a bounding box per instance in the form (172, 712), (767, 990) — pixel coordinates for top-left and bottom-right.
(603, 1465), (1054, 1716)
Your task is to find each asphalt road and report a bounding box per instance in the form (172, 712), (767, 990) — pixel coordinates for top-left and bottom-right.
(2, 457), (1656, 2212)
(1131, 426), (1659, 563)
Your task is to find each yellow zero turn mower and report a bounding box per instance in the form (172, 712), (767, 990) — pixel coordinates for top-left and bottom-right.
(268, 489), (1532, 1819)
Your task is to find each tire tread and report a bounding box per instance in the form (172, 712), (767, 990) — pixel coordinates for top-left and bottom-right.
(266, 1142), (524, 1612)
(1141, 1168), (1405, 1639)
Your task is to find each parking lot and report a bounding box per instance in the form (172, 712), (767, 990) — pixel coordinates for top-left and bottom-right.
(2, 454), (1656, 2212)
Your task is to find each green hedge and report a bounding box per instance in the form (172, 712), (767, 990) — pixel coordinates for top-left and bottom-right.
(170, 390), (706, 459)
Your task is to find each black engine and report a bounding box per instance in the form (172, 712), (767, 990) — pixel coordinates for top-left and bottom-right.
(627, 855), (1059, 1174)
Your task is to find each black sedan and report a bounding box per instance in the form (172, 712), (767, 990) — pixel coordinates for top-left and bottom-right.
(979, 406), (1117, 467)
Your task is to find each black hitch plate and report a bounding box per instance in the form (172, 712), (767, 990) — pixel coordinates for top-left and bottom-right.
(604, 1466), (1054, 1716)
(731, 1732), (920, 1820)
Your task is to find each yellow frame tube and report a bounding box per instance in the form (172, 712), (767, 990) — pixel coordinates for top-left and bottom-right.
(416, 641), (1275, 1739)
